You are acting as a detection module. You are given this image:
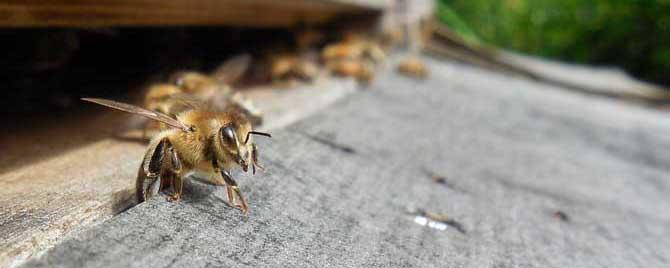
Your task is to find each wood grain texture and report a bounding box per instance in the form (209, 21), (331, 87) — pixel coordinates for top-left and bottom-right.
(0, 0), (384, 27)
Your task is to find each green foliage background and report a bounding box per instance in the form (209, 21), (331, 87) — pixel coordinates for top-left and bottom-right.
(437, 0), (670, 86)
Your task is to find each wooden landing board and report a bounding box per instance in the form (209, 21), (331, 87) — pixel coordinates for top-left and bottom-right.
(0, 0), (384, 27)
(0, 78), (357, 268)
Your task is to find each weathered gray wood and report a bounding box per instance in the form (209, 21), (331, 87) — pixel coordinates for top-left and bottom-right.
(428, 23), (670, 104)
(22, 55), (670, 267)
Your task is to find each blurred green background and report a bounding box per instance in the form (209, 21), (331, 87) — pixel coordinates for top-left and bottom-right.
(437, 0), (670, 86)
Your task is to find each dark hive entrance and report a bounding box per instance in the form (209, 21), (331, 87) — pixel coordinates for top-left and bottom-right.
(0, 27), (298, 115)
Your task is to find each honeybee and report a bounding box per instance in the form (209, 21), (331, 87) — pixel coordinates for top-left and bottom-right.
(269, 52), (320, 83)
(322, 34), (386, 64)
(141, 54), (262, 133)
(142, 53), (248, 117)
(263, 29), (324, 85)
(143, 84), (183, 113)
(169, 54), (251, 99)
(82, 97), (271, 214)
(397, 57), (429, 79)
(322, 33), (386, 83)
(328, 59), (375, 84)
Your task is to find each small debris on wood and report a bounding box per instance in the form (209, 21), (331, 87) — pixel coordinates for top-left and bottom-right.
(421, 168), (458, 189)
(431, 175), (447, 184)
(397, 57), (429, 79)
(552, 210), (570, 222)
(298, 131), (357, 154)
(407, 206), (466, 234)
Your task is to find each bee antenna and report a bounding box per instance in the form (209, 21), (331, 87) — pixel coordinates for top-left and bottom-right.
(245, 131), (272, 144)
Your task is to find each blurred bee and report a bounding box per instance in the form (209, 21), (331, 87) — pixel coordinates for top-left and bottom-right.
(397, 57), (429, 79)
(82, 98), (271, 215)
(169, 54), (251, 99)
(328, 59), (375, 84)
(142, 84), (188, 119)
(269, 52), (320, 83)
(141, 54), (263, 135)
(142, 53), (247, 116)
(322, 33), (386, 64)
(322, 33), (386, 83)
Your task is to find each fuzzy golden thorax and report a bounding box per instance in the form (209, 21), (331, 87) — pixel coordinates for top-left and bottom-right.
(169, 72), (217, 94)
(171, 71), (234, 102)
(171, 109), (253, 172)
(144, 84), (182, 111)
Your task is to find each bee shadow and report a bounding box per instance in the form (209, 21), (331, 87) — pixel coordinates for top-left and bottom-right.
(180, 176), (240, 212)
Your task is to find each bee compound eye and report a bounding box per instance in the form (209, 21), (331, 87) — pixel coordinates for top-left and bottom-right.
(221, 126), (237, 145)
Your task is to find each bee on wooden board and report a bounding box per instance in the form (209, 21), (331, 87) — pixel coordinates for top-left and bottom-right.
(82, 98), (271, 214)
(143, 54), (263, 129)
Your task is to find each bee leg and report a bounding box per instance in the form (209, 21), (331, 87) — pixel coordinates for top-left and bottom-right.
(210, 160), (248, 214)
(138, 172), (161, 203)
(192, 170), (248, 214)
(165, 146), (183, 201)
(167, 176), (183, 201)
(221, 170), (249, 215)
(251, 143), (263, 175)
(136, 138), (169, 202)
(137, 138), (182, 202)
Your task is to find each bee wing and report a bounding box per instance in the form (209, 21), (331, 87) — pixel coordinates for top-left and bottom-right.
(163, 94), (212, 114)
(211, 53), (251, 84)
(168, 93), (207, 108)
(81, 98), (191, 132)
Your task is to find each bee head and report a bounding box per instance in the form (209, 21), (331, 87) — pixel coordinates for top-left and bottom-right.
(217, 125), (272, 172)
(218, 125), (248, 171)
